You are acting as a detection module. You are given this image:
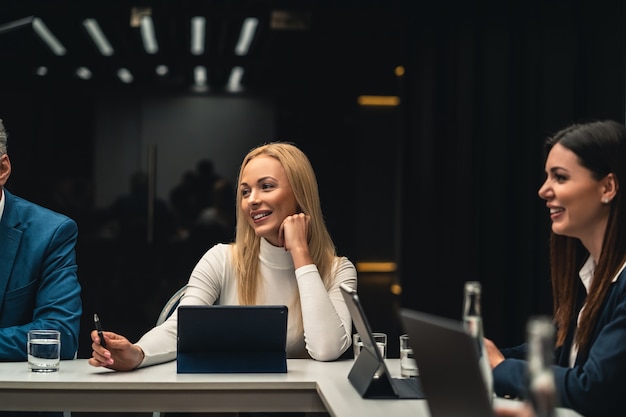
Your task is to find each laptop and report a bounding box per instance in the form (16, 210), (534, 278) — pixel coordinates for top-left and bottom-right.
(399, 308), (496, 417)
(340, 284), (425, 399)
(177, 305), (288, 374)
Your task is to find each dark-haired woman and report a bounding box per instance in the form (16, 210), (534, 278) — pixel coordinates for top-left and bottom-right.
(486, 120), (626, 417)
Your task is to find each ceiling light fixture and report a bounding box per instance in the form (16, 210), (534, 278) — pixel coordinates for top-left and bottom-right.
(191, 16), (205, 55)
(83, 18), (114, 56)
(34, 66), (48, 76)
(192, 65), (208, 92)
(194, 65), (207, 86)
(227, 66), (244, 92)
(32, 17), (66, 56)
(0, 16), (33, 34)
(75, 66), (92, 80)
(140, 15), (158, 54)
(117, 68), (134, 83)
(155, 65), (169, 76)
(234, 17), (258, 56)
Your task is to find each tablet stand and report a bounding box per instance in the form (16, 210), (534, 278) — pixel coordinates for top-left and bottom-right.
(347, 347), (425, 399)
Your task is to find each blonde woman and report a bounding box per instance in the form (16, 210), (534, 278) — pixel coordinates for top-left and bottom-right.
(90, 142), (357, 371)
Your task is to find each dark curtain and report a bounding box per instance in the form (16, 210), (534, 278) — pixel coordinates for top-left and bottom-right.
(398, 0), (625, 347)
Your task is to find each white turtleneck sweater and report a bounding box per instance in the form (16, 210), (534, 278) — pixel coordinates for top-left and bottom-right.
(136, 238), (357, 367)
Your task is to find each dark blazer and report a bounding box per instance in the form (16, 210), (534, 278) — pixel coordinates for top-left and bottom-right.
(494, 266), (626, 417)
(0, 188), (82, 360)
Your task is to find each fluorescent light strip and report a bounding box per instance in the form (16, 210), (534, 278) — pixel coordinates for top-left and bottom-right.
(227, 66), (244, 92)
(194, 65), (207, 86)
(83, 18), (114, 56)
(32, 17), (66, 56)
(117, 68), (134, 83)
(0, 16), (33, 34)
(191, 16), (205, 55)
(140, 15), (158, 54)
(234, 17), (258, 56)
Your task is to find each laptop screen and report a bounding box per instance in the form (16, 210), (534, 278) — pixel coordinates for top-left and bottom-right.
(399, 308), (495, 417)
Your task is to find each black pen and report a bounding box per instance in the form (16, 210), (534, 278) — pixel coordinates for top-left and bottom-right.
(94, 313), (107, 348)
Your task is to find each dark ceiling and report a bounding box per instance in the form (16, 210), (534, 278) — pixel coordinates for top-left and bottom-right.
(1, 0), (410, 96)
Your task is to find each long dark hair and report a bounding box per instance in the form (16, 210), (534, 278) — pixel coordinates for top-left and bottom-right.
(545, 120), (626, 352)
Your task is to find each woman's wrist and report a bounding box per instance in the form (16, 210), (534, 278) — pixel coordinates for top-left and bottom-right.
(290, 247), (314, 269)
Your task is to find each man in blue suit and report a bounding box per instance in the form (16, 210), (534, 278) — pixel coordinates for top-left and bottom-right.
(0, 118), (82, 362)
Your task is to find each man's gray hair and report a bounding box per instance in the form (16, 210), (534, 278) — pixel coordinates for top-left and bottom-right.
(0, 118), (7, 155)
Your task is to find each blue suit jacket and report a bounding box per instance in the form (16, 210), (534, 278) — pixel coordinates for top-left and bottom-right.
(0, 188), (82, 361)
(494, 267), (626, 417)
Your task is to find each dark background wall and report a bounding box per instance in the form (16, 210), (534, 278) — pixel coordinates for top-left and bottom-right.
(0, 0), (624, 358)
(398, 0), (625, 348)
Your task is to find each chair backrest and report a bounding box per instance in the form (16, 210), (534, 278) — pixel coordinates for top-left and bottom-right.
(156, 284), (187, 326)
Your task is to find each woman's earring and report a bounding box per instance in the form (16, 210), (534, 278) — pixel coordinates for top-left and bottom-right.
(602, 197), (610, 204)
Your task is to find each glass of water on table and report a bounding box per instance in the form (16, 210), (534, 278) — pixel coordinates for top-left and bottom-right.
(400, 333), (419, 378)
(28, 329), (61, 372)
(353, 332), (387, 359)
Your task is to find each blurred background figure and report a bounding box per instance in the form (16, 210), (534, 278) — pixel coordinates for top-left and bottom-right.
(169, 170), (202, 239)
(191, 178), (236, 246)
(103, 170), (175, 243)
(195, 158), (222, 211)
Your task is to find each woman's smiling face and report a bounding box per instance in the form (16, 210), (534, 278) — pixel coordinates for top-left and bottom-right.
(239, 155), (298, 246)
(538, 143), (608, 243)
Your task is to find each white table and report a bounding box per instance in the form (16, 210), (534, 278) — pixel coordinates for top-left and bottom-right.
(0, 359), (582, 416)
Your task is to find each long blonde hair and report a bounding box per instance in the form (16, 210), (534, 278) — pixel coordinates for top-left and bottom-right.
(230, 142), (337, 305)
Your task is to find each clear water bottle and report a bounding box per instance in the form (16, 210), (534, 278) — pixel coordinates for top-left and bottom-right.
(462, 281), (494, 402)
(527, 316), (557, 417)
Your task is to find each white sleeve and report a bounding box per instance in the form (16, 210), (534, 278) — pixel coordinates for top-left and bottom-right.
(135, 244), (231, 368)
(296, 257), (357, 361)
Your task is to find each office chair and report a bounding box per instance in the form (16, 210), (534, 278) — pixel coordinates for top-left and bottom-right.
(156, 284), (187, 326)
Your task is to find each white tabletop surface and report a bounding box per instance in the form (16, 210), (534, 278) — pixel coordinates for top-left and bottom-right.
(0, 358), (583, 416)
